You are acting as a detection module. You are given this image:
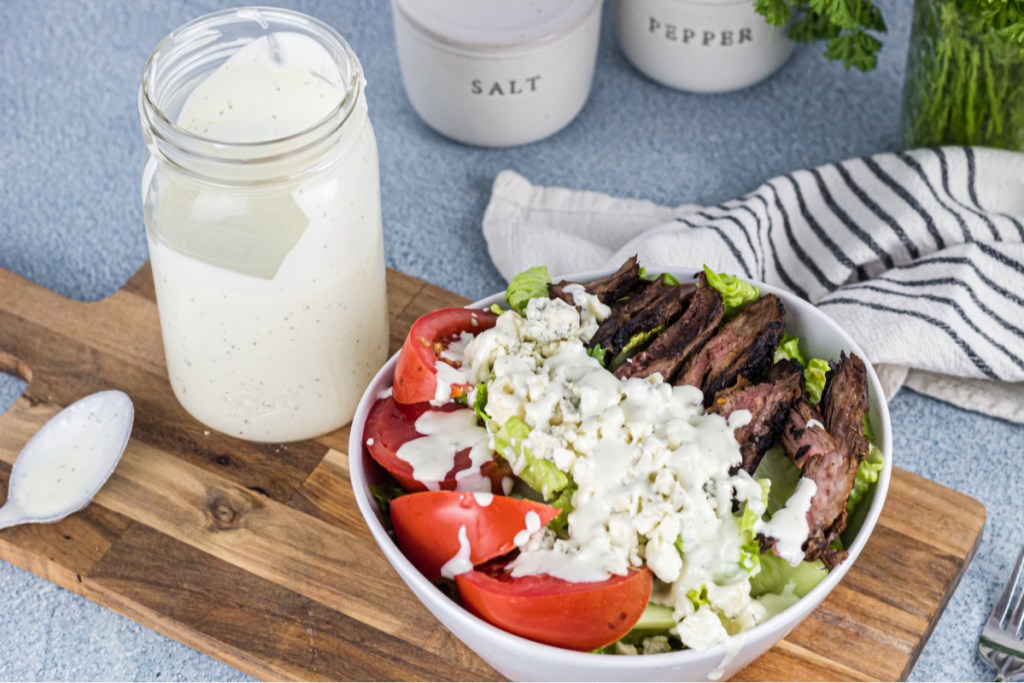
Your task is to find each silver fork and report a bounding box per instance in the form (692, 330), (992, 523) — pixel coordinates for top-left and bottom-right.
(980, 544), (1024, 681)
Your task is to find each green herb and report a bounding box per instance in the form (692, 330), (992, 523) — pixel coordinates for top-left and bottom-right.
(472, 384), (489, 423)
(902, 0), (1024, 150)
(686, 585), (710, 609)
(587, 345), (608, 366)
(755, 0), (887, 71)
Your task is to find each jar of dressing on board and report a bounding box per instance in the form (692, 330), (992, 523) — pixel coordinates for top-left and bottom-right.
(139, 7), (388, 442)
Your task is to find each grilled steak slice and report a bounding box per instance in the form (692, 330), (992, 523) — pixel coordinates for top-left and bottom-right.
(819, 352), (870, 466)
(780, 398), (835, 469)
(587, 280), (696, 361)
(549, 255), (646, 305)
(708, 365), (802, 473)
(614, 277), (724, 380)
(770, 352), (869, 568)
(675, 294), (786, 406)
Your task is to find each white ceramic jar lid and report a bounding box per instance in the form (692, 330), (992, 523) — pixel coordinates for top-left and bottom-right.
(393, 0), (600, 50)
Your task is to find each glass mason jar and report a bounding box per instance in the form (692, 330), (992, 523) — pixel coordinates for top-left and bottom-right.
(139, 7), (388, 442)
(902, 0), (1024, 150)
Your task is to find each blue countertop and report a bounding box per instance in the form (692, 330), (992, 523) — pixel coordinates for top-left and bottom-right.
(1, 0), (1021, 679)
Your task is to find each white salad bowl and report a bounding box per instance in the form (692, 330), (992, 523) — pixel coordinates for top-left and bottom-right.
(348, 265), (893, 682)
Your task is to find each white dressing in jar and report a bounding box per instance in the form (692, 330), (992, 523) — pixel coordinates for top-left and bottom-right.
(140, 8), (388, 442)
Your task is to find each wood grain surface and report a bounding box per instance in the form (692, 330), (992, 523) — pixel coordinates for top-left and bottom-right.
(0, 264), (985, 681)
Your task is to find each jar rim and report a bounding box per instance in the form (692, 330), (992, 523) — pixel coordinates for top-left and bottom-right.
(140, 6), (363, 163)
(391, 0), (600, 55)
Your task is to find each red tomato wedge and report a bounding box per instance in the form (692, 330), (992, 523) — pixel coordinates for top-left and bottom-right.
(390, 491), (560, 581)
(364, 396), (510, 493)
(393, 307), (498, 404)
(455, 568), (653, 651)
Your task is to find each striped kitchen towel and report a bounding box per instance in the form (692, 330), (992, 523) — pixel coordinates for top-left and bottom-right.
(482, 147), (1024, 424)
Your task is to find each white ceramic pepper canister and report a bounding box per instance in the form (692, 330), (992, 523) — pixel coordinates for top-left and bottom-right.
(392, 0), (602, 147)
(616, 0), (795, 93)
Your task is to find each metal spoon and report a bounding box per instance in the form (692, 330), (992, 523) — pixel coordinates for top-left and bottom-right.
(0, 390), (134, 530)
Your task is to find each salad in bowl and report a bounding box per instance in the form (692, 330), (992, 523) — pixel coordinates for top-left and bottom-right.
(349, 258), (891, 681)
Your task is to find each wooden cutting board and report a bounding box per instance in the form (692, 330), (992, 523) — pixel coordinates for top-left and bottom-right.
(0, 263), (985, 682)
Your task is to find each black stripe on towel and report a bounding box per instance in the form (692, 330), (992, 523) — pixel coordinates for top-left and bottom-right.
(765, 181), (841, 291)
(896, 256), (1024, 309)
(965, 146), (1024, 240)
(934, 147), (1000, 240)
(818, 297), (999, 379)
(975, 241), (1024, 276)
(732, 202), (769, 280)
(675, 216), (753, 279)
(860, 155), (947, 251)
(876, 275), (1024, 341)
(896, 151), (973, 243)
(748, 193), (809, 299)
(697, 209), (760, 275)
(841, 283), (1024, 370)
(808, 167), (894, 270)
(782, 174), (858, 274)
(833, 161), (920, 259)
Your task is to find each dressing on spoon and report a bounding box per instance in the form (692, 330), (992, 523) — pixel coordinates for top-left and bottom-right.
(0, 390), (134, 529)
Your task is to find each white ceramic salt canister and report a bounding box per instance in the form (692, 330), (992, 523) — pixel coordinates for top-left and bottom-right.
(616, 0), (795, 93)
(392, 0), (602, 147)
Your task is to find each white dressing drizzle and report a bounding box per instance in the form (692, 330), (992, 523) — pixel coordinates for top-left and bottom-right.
(472, 492), (494, 507)
(460, 296), (785, 648)
(759, 477), (817, 565)
(396, 409), (490, 489)
(440, 525), (472, 579)
(513, 510), (542, 547)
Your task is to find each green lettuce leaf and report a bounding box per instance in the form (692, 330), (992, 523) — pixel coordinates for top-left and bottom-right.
(638, 267), (680, 286)
(493, 416), (568, 500)
(547, 482), (576, 533)
(608, 324), (666, 370)
(847, 442), (884, 513)
(753, 446), (802, 516)
(703, 265), (759, 315)
(773, 335), (830, 403)
(862, 414), (876, 442)
(774, 334), (808, 366)
(739, 479), (771, 574)
(506, 266), (551, 315)
(804, 358), (830, 404)
(750, 551), (828, 599)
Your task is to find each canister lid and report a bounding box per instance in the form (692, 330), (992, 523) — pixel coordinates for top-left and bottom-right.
(393, 0), (600, 50)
